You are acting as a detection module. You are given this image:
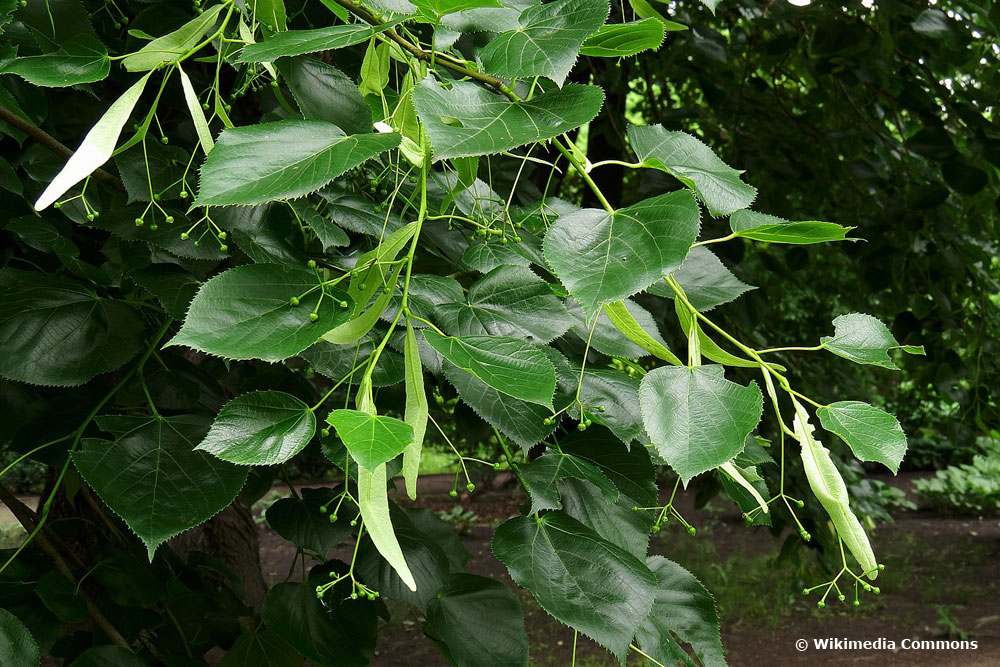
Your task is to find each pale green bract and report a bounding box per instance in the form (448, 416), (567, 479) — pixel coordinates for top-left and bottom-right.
(122, 4), (226, 72)
(580, 18), (666, 57)
(34, 72), (152, 211)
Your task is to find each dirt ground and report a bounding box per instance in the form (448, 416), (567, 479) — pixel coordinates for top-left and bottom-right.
(257, 472), (1000, 666)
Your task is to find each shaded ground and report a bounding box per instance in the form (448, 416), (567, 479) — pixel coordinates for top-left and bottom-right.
(258, 472), (1000, 666)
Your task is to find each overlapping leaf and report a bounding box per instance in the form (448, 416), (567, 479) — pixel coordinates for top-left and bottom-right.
(817, 401), (908, 473)
(492, 511), (656, 661)
(326, 409), (414, 469)
(629, 124), (756, 216)
(730, 209), (854, 244)
(437, 265), (573, 343)
(73, 415), (248, 558)
(479, 0), (609, 85)
(196, 391), (316, 465)
(413, 78), (604, 158)
(0, 34), (109, 87)
(648, 245), (755, 311)
(195, 120), (399, 207)
(820, 313), (924, 370)
(544, 190), (700, 316)
(580, 18), (665, 57)
(423, 330), (556, 407)
(518, 450), (619, 514)
(640, 365), (763, 483)
(169, 264), (352, 361)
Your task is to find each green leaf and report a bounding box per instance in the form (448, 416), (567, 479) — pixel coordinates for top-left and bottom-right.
(479, 0), (609, 86)
(629, 124), (757, 217)
(265, 487), (352, 556)
(413, 0), (502, 22)
(34, 72), (151, 210)
(301, 339), (404, 387)
(518, 450), (618, 514)
(817, 401), (907, 473)
(280, 58), (370, 135)
(252, 0), (286, 30)
(326, 409), (414, 470)
(0, 269), (144, 386)
(627, 0), (688, 31)
(437, 265), (573, 343)
(444, 361), (556, 450)
(492, 511), (656, 661)
(423, 330), (556, 408)
(263, 582), (376, 667)
(0, 34), (109, 87)
(640, 365), (763, 483)
(402, 321), (428, 500)
(69, 646), (150, 667)
(425, 574), (529, 667)
(580, 18), (665, 57)
(194, 120), (399, 207)
(820, 312), (922, 370)
(635, 556), (726, 667)
(0, 608), (39, 667)
(414, 78), (604, 158)
(604, 299), (682, 364)
(73, 415), (248, 558)
(196, 391), (316, 465)
(729, 210), (854, 244)
(122, 4), (226, 72)
(35, 572), (86, 623)
(650, 246), (755, 311)
(167, 264), (353, 362)
(237, 22), (399, 62)
(544, 190), (700, 316)
(357, 462), (417, 591)
(461, 239), (533, 272)
(220, 630), (302, 667)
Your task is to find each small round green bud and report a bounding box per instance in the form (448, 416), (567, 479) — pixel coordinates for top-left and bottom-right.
(54, 201), (62, 209)
(838, 594), (846, 602)
(872, 587), (880, 595)
(219, 244), (228, 252)
(493, 462), (502, 471)
(795, 499), (805, 508)
(180, 232), (189, 241)
(687, 526), (697, 536)
(651, 524), (660, 533)
(817, 601), (825, 609)
(853, 600), (860, 607)
(543, 417), (553, 425)
(135, 218), (144, 226)
(121, 16), (129, 24)
(218, 231), (227, 240)
(307, 259), (317, 269)
(339, 300), (349, 308)
(350, 519), (357, 527)
(86, 213), (95, 221)
(802, 588), (809, 595)
(150, 224), (158, 231)
(160, 136), (169, 145)
(877, 563), (885, 571)
(500, 237), (508, 244)
(290, 297), (300, 306)
(449, 489), (458, 498)
(179, 191), (188, 198)
(193, 240), (200, 247)
(800, 531), (811, 541)
(350, 593), (358, 600)
(577, 422), (587, 431)
(112, 21), (121, 29)
(165, 215), (174, 223)
(309, 312), (319, 322)
(466, 483), (475, 492)
(366, 592), (375, 600)
(321, 427), (329, 437)
(329, 514), (337, 523)
(270, 80), (279, 89)
(153, 193), (161, 202)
